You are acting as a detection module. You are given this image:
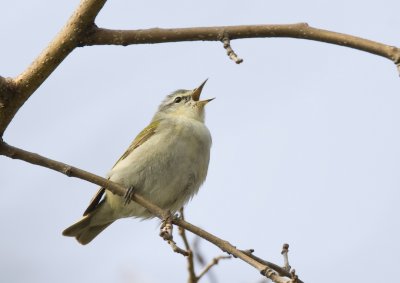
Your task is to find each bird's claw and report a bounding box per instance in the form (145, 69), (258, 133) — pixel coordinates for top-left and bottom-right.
(159, 212), (173, 241)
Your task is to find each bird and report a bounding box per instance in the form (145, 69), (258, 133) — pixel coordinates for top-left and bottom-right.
(62, 80), (213, 245)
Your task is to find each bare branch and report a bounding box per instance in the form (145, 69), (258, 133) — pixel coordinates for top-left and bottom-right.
(0, 141), (296, 283)
(84, 23), (400, 66)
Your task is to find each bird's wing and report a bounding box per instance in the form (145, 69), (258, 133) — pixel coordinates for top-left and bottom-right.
(82, 120), (160, 215)
(111, 120), (160, 168)
(83, 187), (105, 216)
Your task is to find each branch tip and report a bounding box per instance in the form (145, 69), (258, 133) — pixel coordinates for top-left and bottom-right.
(281, 243), (289, 254)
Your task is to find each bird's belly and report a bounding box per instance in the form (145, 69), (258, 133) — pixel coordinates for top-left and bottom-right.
(106, 121), (211, 218)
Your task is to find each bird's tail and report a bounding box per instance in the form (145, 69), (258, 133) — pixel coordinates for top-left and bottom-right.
(62, 214), (114, 245)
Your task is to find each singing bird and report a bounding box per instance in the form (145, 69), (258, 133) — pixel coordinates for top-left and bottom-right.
(63, 80), (213, 245)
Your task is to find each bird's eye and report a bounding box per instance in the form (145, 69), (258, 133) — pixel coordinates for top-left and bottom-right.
(174, 97), (182, 103)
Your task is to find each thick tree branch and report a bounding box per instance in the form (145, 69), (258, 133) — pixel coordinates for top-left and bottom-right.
(0, 0), (106, 136)
(84, 23), (400, 65)
(0, 140), (298, 283)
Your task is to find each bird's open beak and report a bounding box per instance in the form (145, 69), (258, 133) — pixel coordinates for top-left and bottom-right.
(192, 79), (215, 105)
(192, 79), (208, 101)
(198, 97), (215, 106)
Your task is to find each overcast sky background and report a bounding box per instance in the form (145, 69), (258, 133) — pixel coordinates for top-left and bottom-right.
(1, 1), (400, 282)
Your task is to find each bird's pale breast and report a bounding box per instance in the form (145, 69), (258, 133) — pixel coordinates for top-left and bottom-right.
(105, 116), (211, 219)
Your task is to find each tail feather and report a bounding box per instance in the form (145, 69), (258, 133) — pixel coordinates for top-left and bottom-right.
(63, 215), (114, 245)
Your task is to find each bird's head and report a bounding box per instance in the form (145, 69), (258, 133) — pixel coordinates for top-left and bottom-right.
(154, 80), (214, 122)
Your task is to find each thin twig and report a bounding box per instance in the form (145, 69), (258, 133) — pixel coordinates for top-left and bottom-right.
(197, 255), (231, 281)
(167, 239), (190, 257)
(0, 141), (296, 283)
(221, 33), (243, 64)
(178, 209), (197, 283)
(281, 243), (291, 272)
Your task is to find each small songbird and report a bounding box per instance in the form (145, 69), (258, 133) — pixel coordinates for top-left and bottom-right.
(63, 80), (213, 245)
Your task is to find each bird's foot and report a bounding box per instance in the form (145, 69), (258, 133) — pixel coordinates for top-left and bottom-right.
(159, 212), (189, 256)
(159, 211), (173, 241)
(123, 186), (136, 206)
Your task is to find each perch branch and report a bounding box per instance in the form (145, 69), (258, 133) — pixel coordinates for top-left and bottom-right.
(0, 141), (296, 283)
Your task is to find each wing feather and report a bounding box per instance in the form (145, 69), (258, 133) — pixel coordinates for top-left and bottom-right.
(83, 187), (105, 216)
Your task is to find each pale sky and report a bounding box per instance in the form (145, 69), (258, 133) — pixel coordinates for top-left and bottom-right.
(1, 1), (400, 283)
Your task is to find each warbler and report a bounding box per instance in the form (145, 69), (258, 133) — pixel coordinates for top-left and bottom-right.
(63, 80), (213, 245)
